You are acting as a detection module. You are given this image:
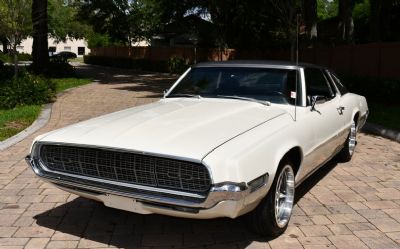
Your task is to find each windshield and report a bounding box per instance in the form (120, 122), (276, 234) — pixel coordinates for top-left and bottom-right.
(167, 67), (301, 105)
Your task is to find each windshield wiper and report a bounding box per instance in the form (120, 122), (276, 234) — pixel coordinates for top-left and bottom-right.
(216, 95), (271, 106)
(166, 93), (202, 99)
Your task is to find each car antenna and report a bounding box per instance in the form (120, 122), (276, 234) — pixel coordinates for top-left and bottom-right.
(294, 13), (300, 122)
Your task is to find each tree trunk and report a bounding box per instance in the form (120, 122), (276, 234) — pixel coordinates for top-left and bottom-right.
(369, 0), (381, 41)
(13, 42), (18, 77)
(338, 0), (355, 43)
(31, 0), (49, 74)
(369, 0), (393, 42)
(1, 37), (9, 54)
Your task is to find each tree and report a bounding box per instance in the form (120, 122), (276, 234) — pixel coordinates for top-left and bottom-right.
(76, 0), (131, 45)
(268, 0), (302, 60)
(48, 0), (90, 42)
(31, 0), (49, 74)
(317, 0), (338, 20)
(0, 0), (32, 76)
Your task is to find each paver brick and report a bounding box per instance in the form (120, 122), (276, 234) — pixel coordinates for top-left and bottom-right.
(25, 238), (49, 249)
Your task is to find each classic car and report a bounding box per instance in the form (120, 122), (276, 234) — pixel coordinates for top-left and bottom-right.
(26, 61), (368, 236)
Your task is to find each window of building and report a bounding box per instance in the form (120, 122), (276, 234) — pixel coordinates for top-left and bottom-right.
(64, 46), (71, 51)
(48, 46), (56, 53)
(16, 46), (24, 50)
(78, 47), (85, 55)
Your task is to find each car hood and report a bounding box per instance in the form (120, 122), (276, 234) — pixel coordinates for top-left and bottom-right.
(37, 98), (287, 161)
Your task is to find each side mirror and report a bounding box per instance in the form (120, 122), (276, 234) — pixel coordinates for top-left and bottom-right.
(311, 95), (326, 112)
(163, 89), (169, 98)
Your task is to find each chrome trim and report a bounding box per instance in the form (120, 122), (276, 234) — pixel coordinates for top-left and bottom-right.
(32, 141), (214, 186)
(32, 141), (203, 164)
(295, 142), (344, 188)
(26, 154), (268, 209)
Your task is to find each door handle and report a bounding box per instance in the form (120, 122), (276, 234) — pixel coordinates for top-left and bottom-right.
(337, 106), (345, 115)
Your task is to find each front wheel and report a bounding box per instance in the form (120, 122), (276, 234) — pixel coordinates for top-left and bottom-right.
(337, 120), (357, 162)
(247, 160), (295, 237)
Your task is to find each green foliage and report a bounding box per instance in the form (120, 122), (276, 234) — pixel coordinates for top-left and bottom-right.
(0, 0), (32, 43)
(87, 33), (111, 48)
(368, 102), (400, 131)
(0, 71), (56, 109)
(48, 0), (91, 41)
(0, 64), (14, 80)
(317, 0), (338, 20)
(167, 56), (188, 74)
(84, 55), (168, 72)
(52, 77), (92, 93)
(340, 74), (400, 105)
(0, 52), (32, 63)
(76, 0), (153, 45)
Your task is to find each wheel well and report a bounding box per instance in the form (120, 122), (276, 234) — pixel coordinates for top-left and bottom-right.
(282, 147), (302, 176)
(354, 112), (360, 127)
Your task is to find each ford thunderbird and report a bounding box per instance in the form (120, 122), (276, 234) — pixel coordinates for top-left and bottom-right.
(26, 61), (368, 236)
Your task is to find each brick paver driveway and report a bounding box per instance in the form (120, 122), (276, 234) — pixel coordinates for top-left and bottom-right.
(1, 64), (400, 249)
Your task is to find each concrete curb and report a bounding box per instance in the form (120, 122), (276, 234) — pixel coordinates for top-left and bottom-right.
(362, 122), (400, 143)
(0, 103), (53, 151)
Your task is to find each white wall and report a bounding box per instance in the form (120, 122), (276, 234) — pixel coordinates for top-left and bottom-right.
(16, 37), (91, 57)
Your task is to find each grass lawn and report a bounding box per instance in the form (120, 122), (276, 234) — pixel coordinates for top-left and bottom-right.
(68, 57), (84, 63)
(0, 77), (92, 141)
(367, 102), (400, 131)
(52, 77), (92, 93)
(0, 105), (41, 141)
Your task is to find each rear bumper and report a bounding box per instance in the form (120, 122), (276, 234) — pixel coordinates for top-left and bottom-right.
(26, 155), (269, 219)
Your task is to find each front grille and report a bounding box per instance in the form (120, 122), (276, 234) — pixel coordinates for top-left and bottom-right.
(39, 144), (211, 194)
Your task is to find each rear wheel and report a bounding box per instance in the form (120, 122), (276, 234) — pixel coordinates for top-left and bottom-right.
(247, 159), (295, 236)
(338, 120), (357, 162)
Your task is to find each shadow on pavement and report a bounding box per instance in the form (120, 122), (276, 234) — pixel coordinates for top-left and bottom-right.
(75, 63), (177, 98)
(35, 157), (339, 248)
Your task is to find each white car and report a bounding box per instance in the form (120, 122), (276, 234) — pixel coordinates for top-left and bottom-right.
(26, 61), (368, 236)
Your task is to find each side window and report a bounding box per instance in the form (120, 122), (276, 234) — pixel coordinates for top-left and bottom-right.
(330, 72), (349, 95)
(304, 68), (334, 103)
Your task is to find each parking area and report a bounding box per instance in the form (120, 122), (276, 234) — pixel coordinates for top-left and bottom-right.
(0, 64), (400, 249)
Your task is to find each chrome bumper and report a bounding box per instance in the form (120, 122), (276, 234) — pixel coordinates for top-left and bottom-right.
(26, 155), (269, 217)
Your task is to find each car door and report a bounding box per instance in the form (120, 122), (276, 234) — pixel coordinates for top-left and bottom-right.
(300, 68), (345, 178)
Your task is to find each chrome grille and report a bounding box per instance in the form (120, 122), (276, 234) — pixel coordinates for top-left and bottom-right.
(39, 144), (211, 194)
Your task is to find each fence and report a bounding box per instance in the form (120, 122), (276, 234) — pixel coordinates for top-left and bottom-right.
(90, 42), (400, 79)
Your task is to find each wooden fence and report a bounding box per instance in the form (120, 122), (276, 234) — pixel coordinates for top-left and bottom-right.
(90, 42), (400, 79)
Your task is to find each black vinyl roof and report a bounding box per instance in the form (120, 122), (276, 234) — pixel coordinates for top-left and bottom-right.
(194, 60), (326, 69)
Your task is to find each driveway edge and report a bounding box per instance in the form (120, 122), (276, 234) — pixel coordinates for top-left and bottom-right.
(0, 103), (53, 151)
(362, 122), (400, 143)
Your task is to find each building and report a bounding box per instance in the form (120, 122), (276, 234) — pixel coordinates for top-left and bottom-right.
(14, 37), (90, 57)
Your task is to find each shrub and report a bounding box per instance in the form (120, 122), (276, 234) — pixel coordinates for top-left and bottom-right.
(44, 62), (76, 78)
(340, 74), (400, 105)
(167, 56), (188, 74)
(0, 71), (56, 109)
(0, 65), (14, 82)
(17, 52), (32, 61)
(0, 52), (32, 63)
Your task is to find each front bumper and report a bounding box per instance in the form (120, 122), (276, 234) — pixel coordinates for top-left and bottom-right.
(26, 155), (269, 219)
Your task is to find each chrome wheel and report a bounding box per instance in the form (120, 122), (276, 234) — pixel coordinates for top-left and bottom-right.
(348, 121), (357, 155)
(274, 165), (295, 228)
